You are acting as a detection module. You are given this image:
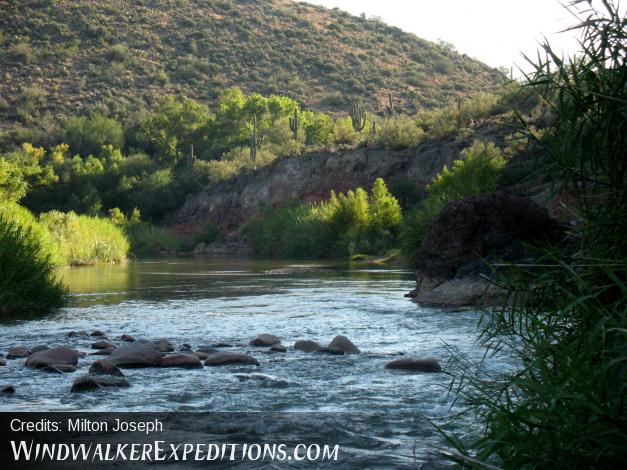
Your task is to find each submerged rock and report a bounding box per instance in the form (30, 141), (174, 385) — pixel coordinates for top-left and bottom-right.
(107, 341), (163, 368)
(294, 340), (322, 353)
(41, 364), (77, 373)
(385, 358), (442, 373)
(269, 344), (287, 353)
(26, 347), (82, 369)
(90, 330), (106, 337)
(160, 354), (203, 369)
(316, 347), (344, 355)
(67, 331), (88, 338)
(212, 342), (233, 348)
(89, 359), (124, 377)
(250, 334), (280, 347)
(0, 357), (6, 367)
(6, 347), (30, 359)
(91, 340), (115, 350)
(197, 345), (219, 354)
(2, 385), (15, 394)
(328, 335), (360, 354)
(204, 352), (259, 367)
(120, 334), (135, 342)
(71, 376), (130, 392)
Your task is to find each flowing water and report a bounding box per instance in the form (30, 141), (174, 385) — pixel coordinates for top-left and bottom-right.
(0, 258), (516, 467)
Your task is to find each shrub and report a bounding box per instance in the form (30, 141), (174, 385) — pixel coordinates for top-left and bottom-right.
(245, 178), (402, 258)
(8, 42), (34, 63)
(377, 115), (425, 149)
(0, 212), (66, 318)
(400, 140), (505, 261)
(64, 114), (124, 156)
(39, 211), (129, 265)
(304, 112), (335, 146)
(124, 222), (189, 255)
(333, 116), (359, 146)
(193, 221), (222, 245)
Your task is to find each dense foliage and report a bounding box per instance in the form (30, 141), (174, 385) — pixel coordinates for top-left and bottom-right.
(0, 0), (505, 148)
(0, 204), (66, 318)
(245, 178), (402, 258)
(444, 2), (627, 467)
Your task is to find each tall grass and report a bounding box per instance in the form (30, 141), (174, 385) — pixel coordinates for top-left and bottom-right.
(124, 221), (190, 255)
(0, 211), (66, 318)
(443, 2), (627, 467)
(40, 211), (129, 265)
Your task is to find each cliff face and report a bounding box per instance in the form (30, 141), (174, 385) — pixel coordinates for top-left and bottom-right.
(170, 122), (509, 235)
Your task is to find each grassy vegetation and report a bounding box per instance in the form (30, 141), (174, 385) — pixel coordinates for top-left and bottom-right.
(245, 178), (402, 258)
(0, 0), (504, 147)
(124, 221), (190, 256)
(39, 211), (129, 266)
(442, 2), (627, 467)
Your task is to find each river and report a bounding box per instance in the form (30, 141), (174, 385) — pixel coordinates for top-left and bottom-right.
(0, 257), (515, 467)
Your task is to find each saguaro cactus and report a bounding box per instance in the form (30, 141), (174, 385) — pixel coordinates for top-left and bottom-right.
(250, 115), (257, 169)
(386, 92), (394, 116)
(456, 96), (462, 129)
(289, 108), (299, 141)
(350, 103), (366, 133)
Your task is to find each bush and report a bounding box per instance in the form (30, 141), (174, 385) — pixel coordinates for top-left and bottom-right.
(124, 222), (189, 255)
(193, 221), (222, 245)
(304, 112), (335, 146)
(0, 213), (66, 318)
(400, 140), (505, 261)
(333, 117), (359, 147)
(245, 178), (402, 258)
(377, 115), (425, 149)
(39, 211), (129, 265)
(64, 114), (124, 156)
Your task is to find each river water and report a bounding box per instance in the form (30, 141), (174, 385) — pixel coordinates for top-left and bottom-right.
(0, 258), (515, 467)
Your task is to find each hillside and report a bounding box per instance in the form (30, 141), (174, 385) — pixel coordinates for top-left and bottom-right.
(0, 0), (504, 137)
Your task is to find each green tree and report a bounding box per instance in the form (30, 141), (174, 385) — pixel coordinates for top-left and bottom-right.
(64, 114), (124, 157)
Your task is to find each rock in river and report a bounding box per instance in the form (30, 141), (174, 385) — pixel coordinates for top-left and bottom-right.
(120, 334), (135, 342)
(2, 385), (15, 394)
(385, 358), (442, 373)
(89, 359), (124, 377)
(294, 340), (322, 353)
(152, 338), (174, 352)
(250, 334), (280, 347)
(204, 352), (260, 367)
(160, 354), (203, 369)
(269, 344), (287, 353)
(91, 340), (116, 350)
(6, 347), (30, 359)
(26, 347), (82, 369)
(71, 376), (130, 392)
(90, 330), (106, 337)
(107, 341), (163, 368)
(316, 347), (344, 355)
(328, 335), (360, 354)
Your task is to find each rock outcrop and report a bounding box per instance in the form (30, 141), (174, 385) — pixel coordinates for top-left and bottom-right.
(408, 191), (564, 306)
(169, 123), (508, 235)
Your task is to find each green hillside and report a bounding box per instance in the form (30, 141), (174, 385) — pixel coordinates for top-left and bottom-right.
(0, 0), (504, 145)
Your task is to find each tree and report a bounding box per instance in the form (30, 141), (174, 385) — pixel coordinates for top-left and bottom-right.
(64, 114), (124, 157)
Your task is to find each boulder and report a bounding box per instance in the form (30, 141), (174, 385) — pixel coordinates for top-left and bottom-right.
(316, 347), (344, 355)
(107, 341), (163, 368)
(26, 347), (82, 369)
(197, 345), (219, 354)
(204, 352), (259, 367)
(212, 342), (233, 348)
(179, 343), (192, 352)
(152, 338), (174, 352)
(294, 340), (322, 353)
(31, 345), (49, 353)
(1, 385), (15, 394)
(160, 354), (203, 369)
(328, 335), (360, 354)
(71, 376), (130, 392)
(269, 344), (287, 353)
(385, 358), (442, 373)
(6, 347), (30, 359)
(193, 351), (210, 360)
(91, 341), (115, 350)
(90, 330), (106, 337)
(120, 334), (135, 342)
(0, 357), (6, 366)
(89, 360), (124, 377)
(250, 334), (280, 347)
(409, 192), (565, 306)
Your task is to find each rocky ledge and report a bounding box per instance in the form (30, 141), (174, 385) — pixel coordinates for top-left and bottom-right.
(407, 191), (564, 307)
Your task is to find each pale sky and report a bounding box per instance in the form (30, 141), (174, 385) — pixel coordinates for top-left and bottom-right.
(301, 0), (598, 75)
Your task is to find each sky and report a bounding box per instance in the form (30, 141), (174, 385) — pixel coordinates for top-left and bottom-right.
(301, 0), (593, 75)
